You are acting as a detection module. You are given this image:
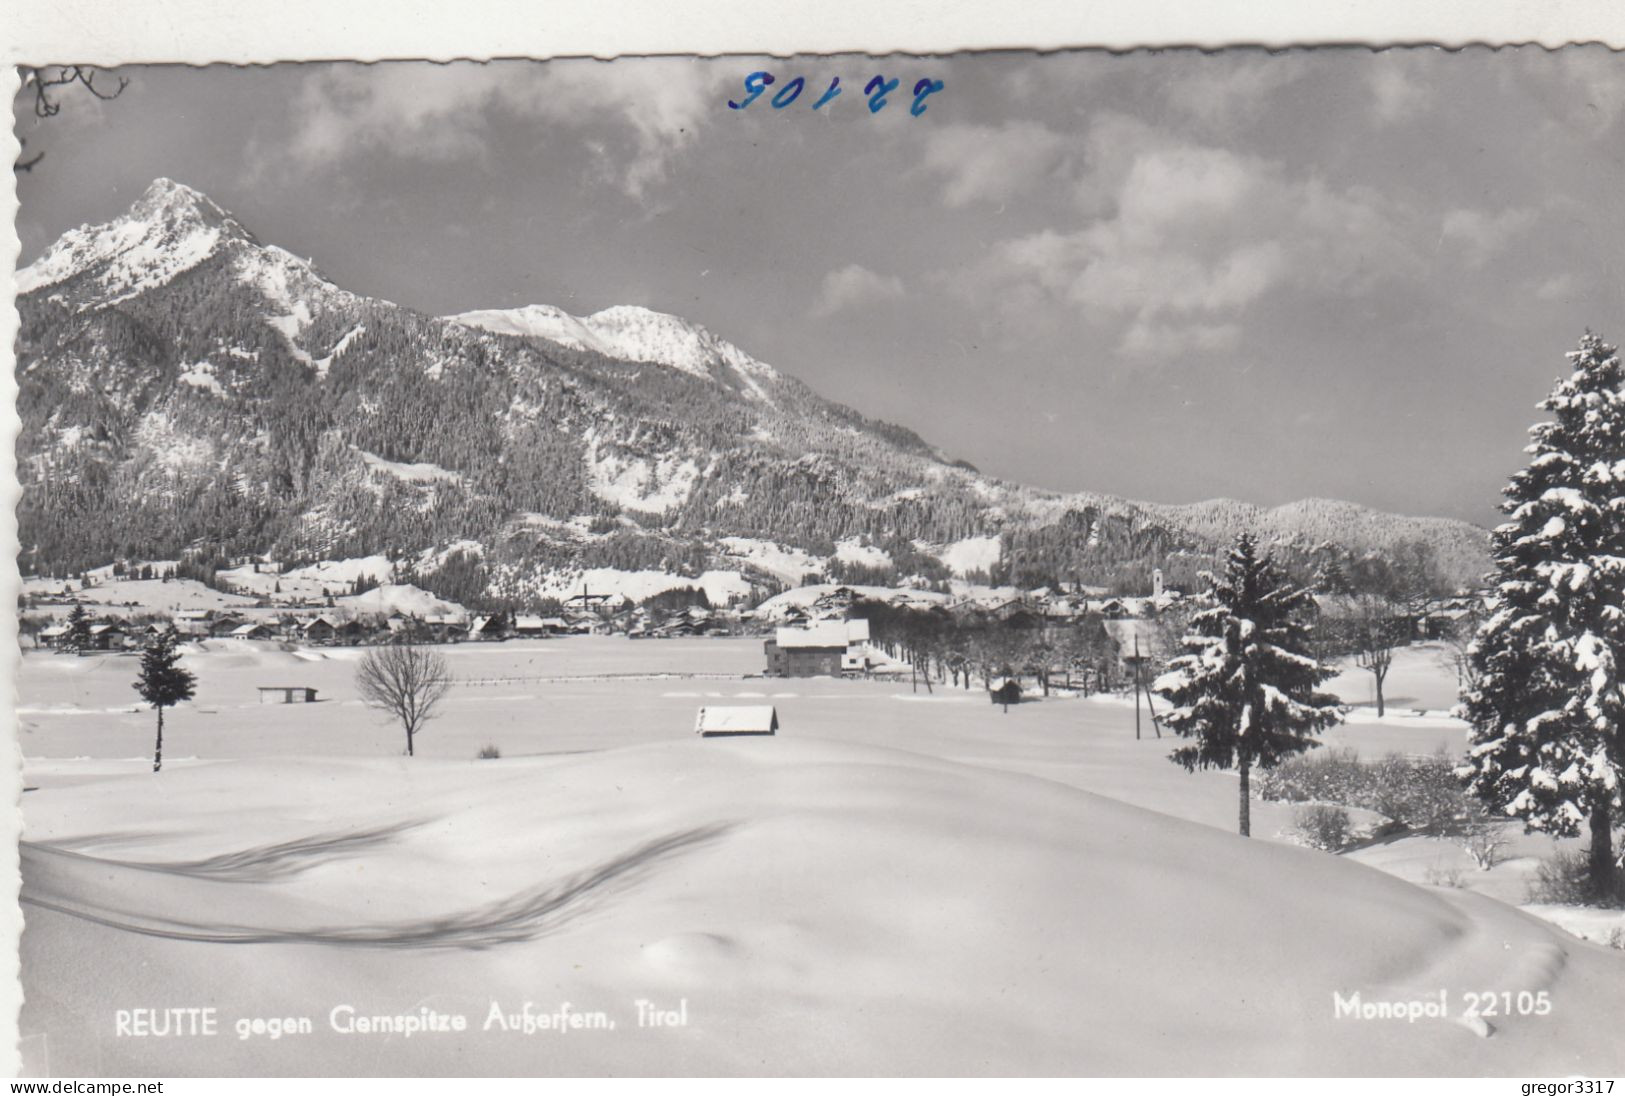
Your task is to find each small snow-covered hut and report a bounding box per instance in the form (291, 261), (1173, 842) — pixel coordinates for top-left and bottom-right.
(990, 678), (1023, 711)
(694, 705), (779, 737)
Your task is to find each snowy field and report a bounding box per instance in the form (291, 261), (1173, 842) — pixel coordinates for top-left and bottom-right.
(16, 637), (1625, 1076)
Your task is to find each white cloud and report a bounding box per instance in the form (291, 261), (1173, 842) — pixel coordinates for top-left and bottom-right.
(1119, 320), (1242, 359)
(1535, 273), (1579, 301)
(1161, 55), (1309, 126)
(917, 121), (1072, 207)
(283, 59), (721, 200)
(1558, 47), (1625, 133)
(1440, 206), (1538, 268)
(1368, 62), (1424, 125)
(951, 119), (1426, 359)
(813, 264), (905, 317)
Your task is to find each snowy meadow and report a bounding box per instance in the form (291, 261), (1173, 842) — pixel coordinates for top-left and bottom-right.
(16, 635), (1625, 1075)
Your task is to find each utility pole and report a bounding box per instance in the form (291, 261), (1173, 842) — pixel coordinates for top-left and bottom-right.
(1134, 634), (1142, 740)
(1132, 633), (1162, 739)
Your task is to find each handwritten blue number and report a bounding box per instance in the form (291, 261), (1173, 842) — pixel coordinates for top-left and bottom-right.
(812, 77), (841, 110)
(865, 75), (899, 114)
(729, 71), (775, 110)
(771, 76), (805, 109)
(911, 78), (945, 116)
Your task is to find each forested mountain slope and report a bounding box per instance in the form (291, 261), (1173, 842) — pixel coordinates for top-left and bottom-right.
(16, 179), (1490, 605)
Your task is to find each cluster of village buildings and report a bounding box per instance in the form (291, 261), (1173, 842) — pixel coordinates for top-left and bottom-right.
(29, 569), (1486, 688)
(29, 595), (744, 653)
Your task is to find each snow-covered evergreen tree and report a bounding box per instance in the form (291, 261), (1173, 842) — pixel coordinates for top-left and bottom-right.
(1154, 533), (1343, 836)
(133, 628), (196, 774)
(61, 602), (92, 654)
(1460, 332), (1625, 902)
(1315, 555), (1352, 596)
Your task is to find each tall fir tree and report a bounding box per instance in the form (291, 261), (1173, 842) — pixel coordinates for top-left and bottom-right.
(1154, 532), (1343, 836)
(1315, 556), (1352, 597)
(1460, 332), (1625, 902)
(133, 629), (197, 773)
(62, 602), (92, 654)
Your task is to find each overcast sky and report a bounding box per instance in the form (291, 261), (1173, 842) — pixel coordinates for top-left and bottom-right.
(15, 49), (1625, 525)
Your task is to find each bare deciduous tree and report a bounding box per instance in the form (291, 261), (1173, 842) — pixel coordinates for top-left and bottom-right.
(1324, 593), (1408, 717)
(356, 644), (452, 757)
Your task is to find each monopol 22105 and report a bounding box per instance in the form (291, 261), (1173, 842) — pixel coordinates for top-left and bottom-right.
(728, 73), (945, 115)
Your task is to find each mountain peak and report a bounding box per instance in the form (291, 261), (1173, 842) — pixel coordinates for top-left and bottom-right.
(447, 301), (782, 395)
(18, 177), (250, 303)
(131, 177), (235, 227)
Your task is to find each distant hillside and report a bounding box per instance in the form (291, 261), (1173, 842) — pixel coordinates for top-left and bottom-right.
(1148, 497), (1491, 591)
(16, 178), (1490, 605)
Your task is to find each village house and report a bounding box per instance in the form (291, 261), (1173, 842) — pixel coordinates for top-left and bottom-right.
(87, 622), (129, 651)
(469, 613), (510, 641)
(425, 614), (469, 642)
(564, 611), (610, 636)
(563, 590), (625, 614)
(764, 618), (872, 677)
(1097, 598), (1134, 620)
(173, 609), (213, 637)
(206, 614), (245, 638)
(512, 614), (568, 638)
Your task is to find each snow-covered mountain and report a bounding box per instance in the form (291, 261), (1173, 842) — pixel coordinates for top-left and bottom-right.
(21, 178), (357, 324)
(448, 304), (784, 405)
(15, 178), (1491, 604)
(19, 179), (241, 303)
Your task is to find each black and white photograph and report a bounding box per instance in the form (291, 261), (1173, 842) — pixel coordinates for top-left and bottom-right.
(9, 37), (1625, 1079)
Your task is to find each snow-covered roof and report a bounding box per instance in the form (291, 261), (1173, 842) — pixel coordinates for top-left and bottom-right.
(231, 623), (266, 636)
(694, 705), (779, 734)
(775, 620), (865, 650)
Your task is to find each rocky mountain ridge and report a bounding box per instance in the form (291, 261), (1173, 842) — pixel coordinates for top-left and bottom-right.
(16, 178), (1491, 605)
